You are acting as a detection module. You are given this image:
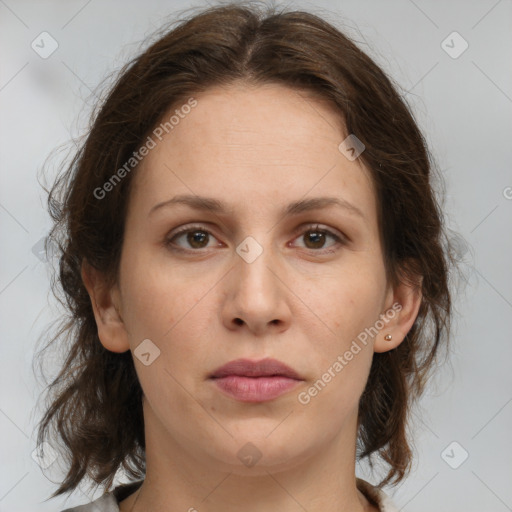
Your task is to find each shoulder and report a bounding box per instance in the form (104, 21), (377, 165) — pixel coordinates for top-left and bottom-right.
(356, 478), (400, 512)
(59, 492), (118, 512)
(60, 479), (398, 512)
(59, 480), (143, 512)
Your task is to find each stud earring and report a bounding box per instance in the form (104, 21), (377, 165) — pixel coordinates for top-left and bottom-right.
(384, 334), (392, 341)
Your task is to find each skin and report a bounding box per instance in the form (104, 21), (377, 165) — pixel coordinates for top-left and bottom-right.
(83, 82), (422, 512)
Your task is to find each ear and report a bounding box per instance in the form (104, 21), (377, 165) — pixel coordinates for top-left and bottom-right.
(81, 259), (130, 353)
(374, 265), (423, 354)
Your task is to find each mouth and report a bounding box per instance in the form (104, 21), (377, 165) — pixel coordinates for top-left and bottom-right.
(209, 358), (303, 403)
(209, 357), (302, 380)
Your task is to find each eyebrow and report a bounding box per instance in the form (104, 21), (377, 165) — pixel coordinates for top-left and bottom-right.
(148, 194), (365, 219)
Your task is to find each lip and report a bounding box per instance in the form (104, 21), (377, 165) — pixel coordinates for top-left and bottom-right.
(209, 358), (303, 403)
(210, 358), (302, 379)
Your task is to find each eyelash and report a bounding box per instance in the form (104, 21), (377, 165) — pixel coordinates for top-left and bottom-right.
(165, 224), (346, 255)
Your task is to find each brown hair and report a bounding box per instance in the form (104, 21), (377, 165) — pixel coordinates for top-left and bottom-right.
(35, 0), (459, 498)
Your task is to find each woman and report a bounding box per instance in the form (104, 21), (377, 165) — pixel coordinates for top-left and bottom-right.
(35, 2), (455, 511)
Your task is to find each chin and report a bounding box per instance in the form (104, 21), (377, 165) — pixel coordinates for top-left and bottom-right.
(200, 431), (317, 475)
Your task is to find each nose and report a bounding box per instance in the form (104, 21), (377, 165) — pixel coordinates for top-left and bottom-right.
(221, 238), (292, 336)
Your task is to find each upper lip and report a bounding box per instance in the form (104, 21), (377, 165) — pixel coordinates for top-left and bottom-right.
(210, 358), (303, 380)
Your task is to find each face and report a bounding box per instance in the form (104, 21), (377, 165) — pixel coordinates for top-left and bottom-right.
(93, 82), (403, 475)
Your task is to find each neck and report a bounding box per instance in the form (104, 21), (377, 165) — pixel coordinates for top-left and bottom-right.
(121, 407), (377, 512)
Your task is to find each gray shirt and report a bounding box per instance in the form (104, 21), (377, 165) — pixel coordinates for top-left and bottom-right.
(60, 478), (399, 511)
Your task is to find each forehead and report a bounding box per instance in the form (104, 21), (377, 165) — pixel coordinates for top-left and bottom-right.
(130, 82), (377, 223)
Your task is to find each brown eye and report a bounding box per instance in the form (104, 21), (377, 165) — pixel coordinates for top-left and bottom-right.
(303, 229), (328, 249)
(293, 224), (345, 253)
(183, 230), (209, 249)
(165, 225), (218, 251)
(165, 223), (346, 255)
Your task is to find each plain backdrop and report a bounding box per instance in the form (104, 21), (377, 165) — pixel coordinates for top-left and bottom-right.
(1, 0), (511, 511)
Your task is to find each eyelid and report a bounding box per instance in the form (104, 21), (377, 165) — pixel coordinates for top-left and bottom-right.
(291, 222), (345, 240)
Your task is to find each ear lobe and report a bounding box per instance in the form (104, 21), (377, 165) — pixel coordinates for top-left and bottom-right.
(81, 260), (130, 353)
(374, 273), (423, 354)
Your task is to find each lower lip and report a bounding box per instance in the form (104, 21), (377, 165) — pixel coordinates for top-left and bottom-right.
(211, 375), (301, 402)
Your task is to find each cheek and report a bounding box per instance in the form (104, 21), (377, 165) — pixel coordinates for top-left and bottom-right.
(302, 264), (385, 341)
(295, 266), (383, 394)
(117, 253), (212, 409)
(298, 278), (377, 416)
(119, 246), (195, 335)
(119, 250), (219, 376)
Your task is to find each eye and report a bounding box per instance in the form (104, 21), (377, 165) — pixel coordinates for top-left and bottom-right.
(165, 225), (220, 251)
(164, 223), (346, 254)
(291, 224), (346, 254)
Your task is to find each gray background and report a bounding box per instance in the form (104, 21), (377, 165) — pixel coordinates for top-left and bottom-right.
(1, 0), (511, 511)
